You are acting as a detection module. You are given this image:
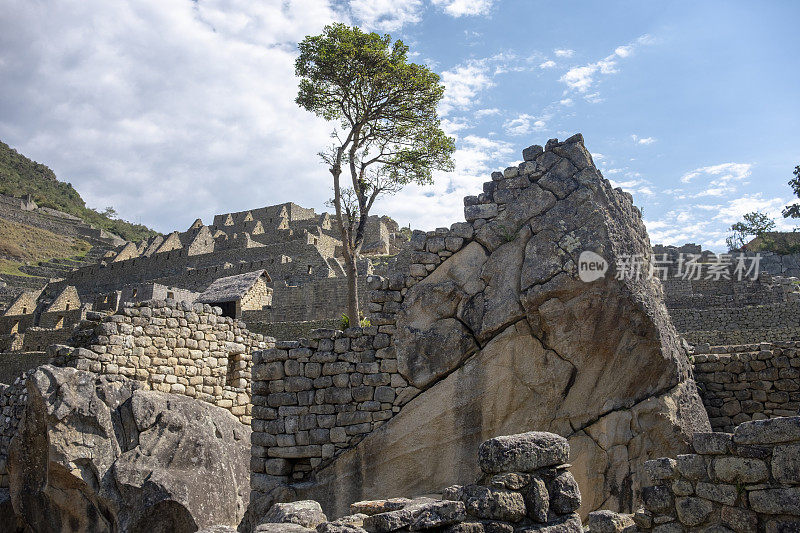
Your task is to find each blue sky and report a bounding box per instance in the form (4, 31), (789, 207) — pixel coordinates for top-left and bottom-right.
(1, 1), (798, 250)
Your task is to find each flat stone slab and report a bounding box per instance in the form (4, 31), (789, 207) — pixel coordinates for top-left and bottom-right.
(733, 416), (800, 444)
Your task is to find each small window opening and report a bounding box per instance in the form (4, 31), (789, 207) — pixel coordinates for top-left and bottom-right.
(167, 291), (175, 299)
(307, 265), (313, 274)
(132, 289), (138, 298)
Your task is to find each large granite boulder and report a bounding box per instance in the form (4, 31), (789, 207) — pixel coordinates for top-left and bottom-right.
(7, 364), (251, 532)
(299, 135), (709, 517)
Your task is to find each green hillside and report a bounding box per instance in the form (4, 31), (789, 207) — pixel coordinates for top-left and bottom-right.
(0, 140), (157, 241)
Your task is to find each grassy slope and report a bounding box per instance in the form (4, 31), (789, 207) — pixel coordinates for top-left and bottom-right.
(0, 217), (91, 276)
(0, 140), (157, 242)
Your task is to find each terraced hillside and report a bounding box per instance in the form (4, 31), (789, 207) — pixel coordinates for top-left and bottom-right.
(0, 217), (115, 309)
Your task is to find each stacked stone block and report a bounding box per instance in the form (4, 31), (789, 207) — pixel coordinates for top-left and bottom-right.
(0, 374), (28, 488)
(249, 326), (415, 489)
(635, 416), (800, 532)
(692, 342), (800, 432)
(61, 299), (271, 424)
(253, 432), (583, 533)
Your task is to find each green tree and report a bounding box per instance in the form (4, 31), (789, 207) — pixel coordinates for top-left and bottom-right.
(726, 211), (776, 251)
(781, 164), (800, 219)
(295, 23), (455, 322)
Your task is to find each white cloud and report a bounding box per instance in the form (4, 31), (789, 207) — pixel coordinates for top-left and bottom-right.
(614, 45), (633, 58)
(559, 98), (573, 106)
(539, 60), (556, 69)
(712, 194), (791, 226)
(609, 177), (655, 198)
(559, 34), (653, 94)
(554, 49), (574, 58)
(441, 117), (470, 134)
(438, 62), (495, 116)
(631, 134), (656, 145)
(475, 108), (500, 117)
(350, 0), (423, 31)
(502, 114), (546, 136)
(583, 92), (603, 104)
(432, 0), (494, 17)
(680, 163), (752, 185)
(644, 193), (792, 250)
(561, 65), (597, 92)
(0, 0), (350, 232)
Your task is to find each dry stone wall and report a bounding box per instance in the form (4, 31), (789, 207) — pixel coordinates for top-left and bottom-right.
(246, 319), (339, 343)
(672, 301), (800, 346)
(693, 342), (800, 432)
(0, 373), (28, 488)
(245, 276), (369, 324)
(662, 277), (798, 310)
(62, 300), (273, 424)
(249, 326), (409, 490)
(635, 416), (800, 532)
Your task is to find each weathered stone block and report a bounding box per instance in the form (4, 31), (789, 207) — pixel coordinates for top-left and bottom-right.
(478, 432), (569, 474)
(675, 497), (714, 527)
(464, 204), (498, 222)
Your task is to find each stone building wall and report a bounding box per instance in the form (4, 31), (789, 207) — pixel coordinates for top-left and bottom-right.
(0, 314), (35, 335)
(684, 326), (800, 347)
(62, 300), (272, 424)
(249, 326), (406, 489)
(54, 238), (337, 297)
(662, 277), (798, 309)
(246, 319), (339, 342)
(0, 351), (49, 384)
(37, 307), (84, 329)
(245, 277), (369, 324)
(635, 416), (800, 532)
(692, 342), (800, 432)
(21, 326), (74, 352)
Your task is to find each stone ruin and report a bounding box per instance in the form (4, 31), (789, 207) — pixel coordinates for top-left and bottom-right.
(1, 134), (799, 532)
(0, 198), (408, 358)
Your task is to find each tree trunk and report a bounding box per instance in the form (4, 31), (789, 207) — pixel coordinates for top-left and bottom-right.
(344, 251), (359, 325)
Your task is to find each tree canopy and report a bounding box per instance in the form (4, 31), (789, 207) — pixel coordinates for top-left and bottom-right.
(295, 23), (455, 321)
(726, 211), (776, 251)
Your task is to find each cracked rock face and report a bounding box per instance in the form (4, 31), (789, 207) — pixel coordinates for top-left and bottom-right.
(7, 365), (251, 532)
(300, 135), (710, 518)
